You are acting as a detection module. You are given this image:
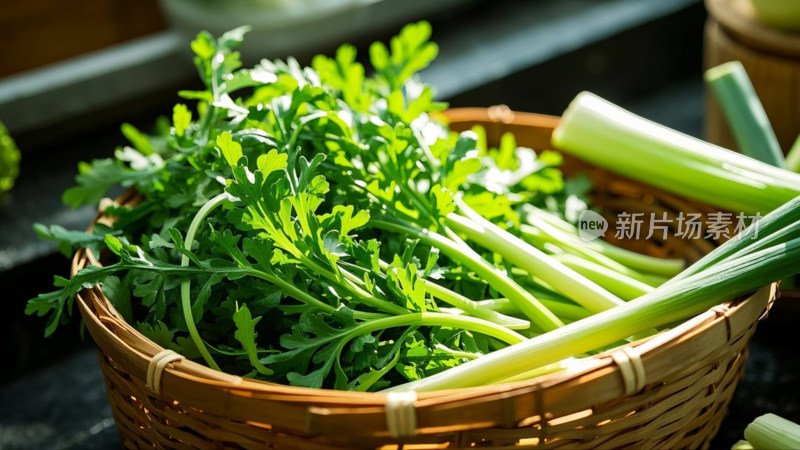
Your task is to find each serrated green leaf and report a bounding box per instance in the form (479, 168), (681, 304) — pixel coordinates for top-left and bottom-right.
(216, 131), (243, 167)
(121, 123), (156, 156)
(191, 31), (216, 59)
(232, 303), (273, 375)
(101, 275), (133, 322)
(172, 104), (192, 137)
(256, 149), (288, 177)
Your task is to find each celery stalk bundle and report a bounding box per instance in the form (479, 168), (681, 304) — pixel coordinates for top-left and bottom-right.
(552, 92), (800, 215)
(390, 193), (800, 392)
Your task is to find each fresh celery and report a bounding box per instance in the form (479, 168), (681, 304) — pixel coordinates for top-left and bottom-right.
(552, 92), (800, 214)
(446, 202), (625, 313)
(705, 61), (786, 168)
(388, 200), (800, 391)
(785, 134), (800, 173)
(744, 414), (800, 449)
(522, 205), (684, 278)
(553, 253), (654, 300)
(474, 297), (592, 323)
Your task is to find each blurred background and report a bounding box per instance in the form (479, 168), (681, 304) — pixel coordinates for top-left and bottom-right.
(0, 0), (797, 448)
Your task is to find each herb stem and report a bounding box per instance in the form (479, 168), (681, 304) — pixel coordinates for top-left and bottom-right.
(446, 204), (624, 312)
(316, 311), (527, 349)
(181, 193), (231, 370)
(371, 218), (564, 331)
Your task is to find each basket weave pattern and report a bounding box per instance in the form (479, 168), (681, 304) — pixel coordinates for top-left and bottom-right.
(74, 108), (776, 449)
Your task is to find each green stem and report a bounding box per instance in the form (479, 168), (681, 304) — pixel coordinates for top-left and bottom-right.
(243, 269), (336, 313)
(520, 224), (665, 287)
(552, 92), (800, 214)
(474, 297), (591, 322)
(705, 61), (786, 168)
(389, 237), (800, 392)
(744, 414), (800, 450)
(372, 259), (529, 329)
(447, 204), (624, 312)
(521, 205), (684, 278)
(296, 254), (409, 315)
(489, 358), (579, 384)
(334, 312), (527, 347)
(667, 195), (800, 285)
(181, 193), (230, 371)
(785, 134), (800, 173)
(371, 218), (564, 331)
(553, 253), (654, 300)
(421, 279), (529, 330)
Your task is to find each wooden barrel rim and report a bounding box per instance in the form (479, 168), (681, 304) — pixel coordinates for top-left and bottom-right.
(706, 0), (800, 58)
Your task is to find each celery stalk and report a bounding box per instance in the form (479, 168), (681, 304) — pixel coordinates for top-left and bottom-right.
(554, 253), (654, 300)
(668, 196), (800, 284)
(387, 236), (800, 392)
(744, 414), (800, 449)
(705, 61), (786, 168)
(552, 92), (800, 214)
(371, 218), (564, 331)
(521, 205), (684, 278)
(520, 223), (666, 287)
(475, 297), (592, 323)
(785, 134), (800, 173)
(447, 204), (625, 313)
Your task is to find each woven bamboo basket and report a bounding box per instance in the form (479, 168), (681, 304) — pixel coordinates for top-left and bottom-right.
(74, 107), (777, 449)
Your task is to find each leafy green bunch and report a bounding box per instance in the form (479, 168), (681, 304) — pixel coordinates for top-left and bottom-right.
(27, 23), (603, 390)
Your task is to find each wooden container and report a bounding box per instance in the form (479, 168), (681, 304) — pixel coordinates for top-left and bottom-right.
(704, 0), (800, 153)
(75, 108), (777, 449)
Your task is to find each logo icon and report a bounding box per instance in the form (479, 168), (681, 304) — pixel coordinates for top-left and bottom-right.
(578, 210), (608, 241)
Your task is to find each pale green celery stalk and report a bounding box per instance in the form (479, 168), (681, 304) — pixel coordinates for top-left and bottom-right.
(446, 204), (625, 313)
(667, 195), (800, 284)
(433, 344), (481, 360)
(537, 299), (592, 322)
(374, 259), (529, 330)
(422, 280), (529, 330)
(324, 312), (527, 347)
(386, 238), (800, 392)
(489, 357), (578, 384)
(731, 440), (754, 450)
(553, 253), (653, 300)
(520, 224), (665, 287)
(785, 134), (800, 173)
(705, 61), (786, 168)
(476, 296), (592, 322)
(522, 205), (684, 278)
(371, 219), (564, 331)
(552, 92), (800, 214)
(744, 414), (800, 450)
(556, 95), (800, 187)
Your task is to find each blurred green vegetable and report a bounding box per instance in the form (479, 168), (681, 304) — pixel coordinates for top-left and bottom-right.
(0, 120), (20, 196)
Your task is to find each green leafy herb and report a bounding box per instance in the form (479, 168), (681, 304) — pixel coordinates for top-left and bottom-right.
(32, 23), (767, 392)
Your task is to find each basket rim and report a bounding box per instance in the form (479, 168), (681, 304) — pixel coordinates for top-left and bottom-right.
(72, 108), (778, 437)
